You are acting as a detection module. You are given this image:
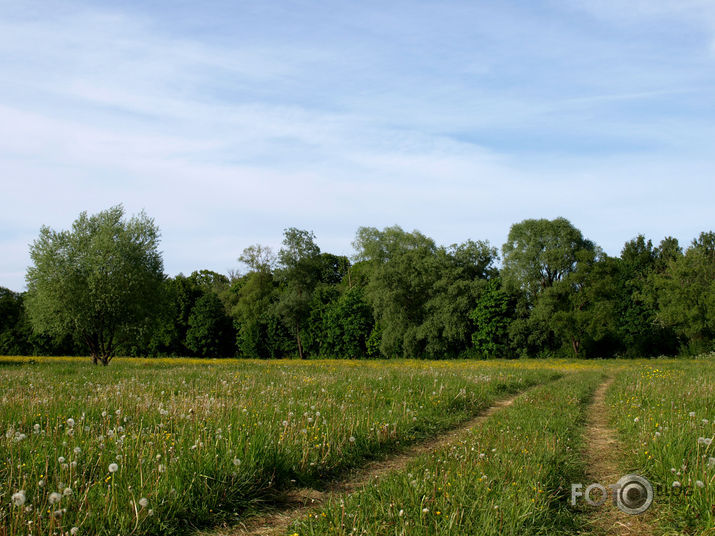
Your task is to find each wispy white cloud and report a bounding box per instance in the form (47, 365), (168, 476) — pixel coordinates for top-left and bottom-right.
(1, 1), (713, 290)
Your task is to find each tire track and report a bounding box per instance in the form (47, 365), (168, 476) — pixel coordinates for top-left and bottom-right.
(580, 377), (654, 536)
(204, 388), (529, 536)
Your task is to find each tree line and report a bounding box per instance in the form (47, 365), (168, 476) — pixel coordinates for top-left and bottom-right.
(1, 206), (712, 360)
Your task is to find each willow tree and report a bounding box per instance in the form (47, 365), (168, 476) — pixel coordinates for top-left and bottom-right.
(25, 205), (164, 365)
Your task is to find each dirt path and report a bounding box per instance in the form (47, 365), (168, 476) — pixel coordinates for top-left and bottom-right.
(205, 391), (522, 536)
(581, 377), (654, 535)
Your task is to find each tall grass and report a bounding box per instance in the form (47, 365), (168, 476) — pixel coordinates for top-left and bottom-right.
(607, 360), (714, 534)
(0, 358), (558, 535)
(289, 370), (603, 535)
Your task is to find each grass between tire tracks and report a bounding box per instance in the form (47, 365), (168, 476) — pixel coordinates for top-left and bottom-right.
(287, 370), (604, 536)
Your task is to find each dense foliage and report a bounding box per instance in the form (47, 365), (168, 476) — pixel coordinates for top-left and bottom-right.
(2, 211), (713, 359)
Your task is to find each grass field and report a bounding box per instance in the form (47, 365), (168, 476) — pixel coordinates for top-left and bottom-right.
(0, 356), (712, 535)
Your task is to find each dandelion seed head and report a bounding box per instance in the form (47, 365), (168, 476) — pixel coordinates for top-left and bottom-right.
(108, 463), (119, 473)
(11, 490), (26, 507)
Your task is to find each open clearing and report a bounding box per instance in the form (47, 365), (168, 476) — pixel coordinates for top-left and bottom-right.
(0, 356), (713, 535)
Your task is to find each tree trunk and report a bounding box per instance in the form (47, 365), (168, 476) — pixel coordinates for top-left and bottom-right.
(571, 336), (580, 358)
(296, 325), (305, 359)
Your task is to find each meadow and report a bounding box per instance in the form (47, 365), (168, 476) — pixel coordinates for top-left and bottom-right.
(0, 356), (712, 536)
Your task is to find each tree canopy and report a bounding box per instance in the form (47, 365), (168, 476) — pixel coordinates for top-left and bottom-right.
(24, 205), (164, 365)
(5, 211), (712, 360)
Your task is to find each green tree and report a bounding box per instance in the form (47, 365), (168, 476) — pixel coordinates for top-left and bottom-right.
(502, 217), (595, 298)
(276, 228), (322, 359)
(419, 241), (498, 357)
(469, 279), (513, 358)
(533, 250), (618, 358)
(25, 205), (164, 365)
(0, 287), (31, 355)
(648, 231), (715, 353)
(185, 292), (236, 357)
(322, 286), (374, 358)
(614, 235), (678, 357)
(353, 226), (439, 357)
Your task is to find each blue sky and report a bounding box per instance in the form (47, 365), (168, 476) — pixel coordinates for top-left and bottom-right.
(1, 0), (714, 291)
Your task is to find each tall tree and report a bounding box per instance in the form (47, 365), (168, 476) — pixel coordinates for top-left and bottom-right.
(322, 286), (374, 358)
(24, 205), (164, 365)
(648, 231), (714, 352)
(276, 228), (322, 359)
(419, 241), (498, 357)
(533, 250), (618, 358)
(614, 235), (678, 357)
(469, 279), (514, 359)
(185, 292), (236, 357)
(353, 226), (439, 357)
(502, 217), (594, 298)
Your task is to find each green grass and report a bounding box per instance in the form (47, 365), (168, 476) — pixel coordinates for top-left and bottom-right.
(606, 359), (715, 535)
(0, 357), (559, 536)
(288, 370), (603, 535)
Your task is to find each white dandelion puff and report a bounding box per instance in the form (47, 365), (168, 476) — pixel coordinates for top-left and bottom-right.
(108, 463), (119, 473)
(11, 490), (26, 507)
(48, 492), (62, 504)
(139, 497), (149, 508)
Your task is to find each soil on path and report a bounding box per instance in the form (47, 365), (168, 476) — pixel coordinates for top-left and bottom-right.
(580, 377), (655, 536)
(205, 392), (522, 536)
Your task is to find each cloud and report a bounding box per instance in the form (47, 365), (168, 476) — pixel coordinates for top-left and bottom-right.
(1, 1), (714, 291)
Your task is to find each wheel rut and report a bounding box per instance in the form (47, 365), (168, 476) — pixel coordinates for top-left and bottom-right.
(580, 377), (654, 535)
(205, 388), (527, 536)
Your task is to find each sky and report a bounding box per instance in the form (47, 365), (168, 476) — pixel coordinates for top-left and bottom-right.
(1, 0), (714, 291)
